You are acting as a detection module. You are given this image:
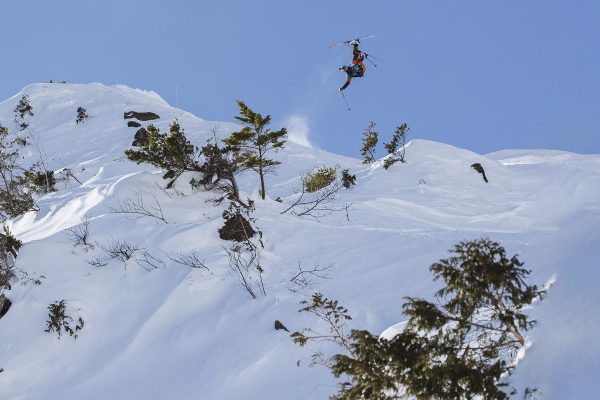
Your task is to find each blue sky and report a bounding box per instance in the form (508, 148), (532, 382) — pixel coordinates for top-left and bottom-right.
(1, 0), (598, 156)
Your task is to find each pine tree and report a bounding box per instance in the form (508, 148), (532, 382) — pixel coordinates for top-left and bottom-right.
(45, 300), (85, 339)
(360, 121), (378, 164)
(124, 121), (201, 188)
(302, 239), (545, 400)
(383, 123), (409, 169)
(197, 137), (247, 208)
(341, 169), (356, 189)
(223, 100), (287, 200)
(0, 125), (37, 219)
(14, 95), (33, 131)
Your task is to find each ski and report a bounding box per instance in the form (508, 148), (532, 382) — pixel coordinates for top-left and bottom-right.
(328, 34), (375, 49)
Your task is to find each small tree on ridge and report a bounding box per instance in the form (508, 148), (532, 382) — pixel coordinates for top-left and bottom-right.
(223, 100), (287, 200)
(360, 121), (378, 164)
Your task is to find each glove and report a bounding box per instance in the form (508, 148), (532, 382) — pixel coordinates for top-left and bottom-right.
(339, 87), (344, 92)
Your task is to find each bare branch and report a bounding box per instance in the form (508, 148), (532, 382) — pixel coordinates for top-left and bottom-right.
(109, 188), (167, 224)
(95, 238), (141, 267)
(133, 250), (164, 271)
(225, 242), (265, 299)
(65, 215), (94, 248)
(57, 167), (83, 186)
(163, 250), (209, 270)
(288, 262), (333, 292)
(281, 172), (351, 221)
(28, 130), (54, 193)
(86, 256), (108, 268)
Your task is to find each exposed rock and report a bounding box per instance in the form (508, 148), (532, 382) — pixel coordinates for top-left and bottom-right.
(218, 213), (256, 242)
(471, 163), (489, 183)
(124, 111), (160, 121)
(274, 320), (289, 332)
(132, 128), (149, 147)
(0, 294), (11, 319)
(127, 121), (141, 128)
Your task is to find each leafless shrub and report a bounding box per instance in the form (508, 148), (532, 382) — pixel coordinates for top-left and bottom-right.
(91, 240), (162, 271)
(164, 250), (209, 270)
(225, 241), (265, 299)
(281, 170), (351, 221)
(133, 250), (164, 271)
(96, 238), (140, 265)
(109, 188), (167, 224)
(57, 168), (83, 187)
(66, 216), (94, 248)
(288, 262), (333, 292)
(87, 256), (108, 268)
(153, 181), (174, 198)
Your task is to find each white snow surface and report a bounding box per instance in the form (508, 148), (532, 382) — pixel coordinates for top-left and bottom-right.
(0, 83), (598, 399)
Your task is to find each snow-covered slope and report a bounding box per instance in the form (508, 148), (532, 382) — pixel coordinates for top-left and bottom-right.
(0, 83), (598, 400)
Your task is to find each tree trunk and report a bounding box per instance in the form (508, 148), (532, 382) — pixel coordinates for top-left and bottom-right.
(259, 165), (265, 200)
(230, 172), (249, 208)
(258, 147), (265, 200)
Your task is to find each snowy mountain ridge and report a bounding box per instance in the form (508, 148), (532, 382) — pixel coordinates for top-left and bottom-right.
(0, 83), (598, 399)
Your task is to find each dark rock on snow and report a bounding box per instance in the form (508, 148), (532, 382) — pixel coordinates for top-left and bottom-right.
(132, 127), (149, 147)
(218, 214), (256, 242)
(0, 294), (12, 319)
(123, 111), (160, 121)
(274, 320), (289, 332)
(471, 163), (489, 183)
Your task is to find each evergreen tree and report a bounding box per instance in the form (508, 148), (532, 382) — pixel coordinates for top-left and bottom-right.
(75, 106), (89, 124)
(303, 165), (338, 193)
(196, 137), (247, 208)
(0, 125), (36, 219)
(124, 121), (201, 188)
(45, 300), (84, 339)
(298, 239), (545, 400)
(360, 121), (378, 164)
(383, 123), (409, 170)
(223, 100), (287, 200)
(14, 95), (33, 131)
(341, 169), (356, 189)
(21, 168), (56, 194)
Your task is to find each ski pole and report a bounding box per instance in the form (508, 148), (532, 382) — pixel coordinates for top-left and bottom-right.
(364, 55), (378, 67)
(340, 91), (351, 111)
(364, 52), (383, 62)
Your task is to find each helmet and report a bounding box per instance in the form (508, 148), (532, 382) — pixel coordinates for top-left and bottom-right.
(349, 40), (359, 46)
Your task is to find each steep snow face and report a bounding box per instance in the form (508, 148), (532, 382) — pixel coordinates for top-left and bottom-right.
(0, 83), (598, 400)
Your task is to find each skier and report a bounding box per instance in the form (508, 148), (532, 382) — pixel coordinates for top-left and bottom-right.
(339, 40), (366, 91)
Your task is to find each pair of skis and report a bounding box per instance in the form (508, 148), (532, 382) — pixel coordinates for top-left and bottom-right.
(328, 34), (376, 49)
(329, 34), (383, 63)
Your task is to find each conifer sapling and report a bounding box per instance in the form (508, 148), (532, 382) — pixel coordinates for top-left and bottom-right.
(360, 121), (378, 164)
(223, 100), (287, 200)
